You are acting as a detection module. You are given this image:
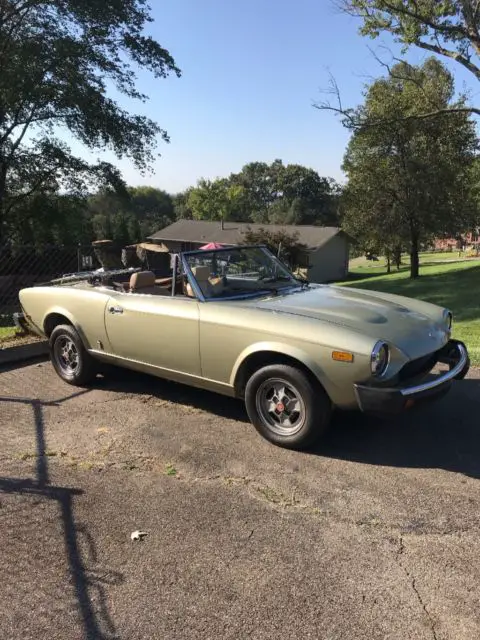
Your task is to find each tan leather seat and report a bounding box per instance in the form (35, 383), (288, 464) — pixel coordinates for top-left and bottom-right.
(186, 265), (224, 298)
(192, 265), (211, 295)
(129, 270), (168, 295)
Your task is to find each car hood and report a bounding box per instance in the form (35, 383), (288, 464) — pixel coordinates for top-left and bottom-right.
(240, 285), (449, 358)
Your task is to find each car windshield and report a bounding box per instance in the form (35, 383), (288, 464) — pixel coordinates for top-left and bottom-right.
(183, 246), (300, 300)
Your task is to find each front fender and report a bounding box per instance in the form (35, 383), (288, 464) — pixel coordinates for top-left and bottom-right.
(229, 340), (335, 395)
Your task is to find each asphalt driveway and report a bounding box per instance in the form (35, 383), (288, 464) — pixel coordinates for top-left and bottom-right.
(1, 359), (479, 639)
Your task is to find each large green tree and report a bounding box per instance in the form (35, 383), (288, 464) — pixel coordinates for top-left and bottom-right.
(172, 189), (194, 220)
(0, 0), (180, 242)
(128, 186), (175, 236)
(230, 160), (340, 225)
(339, 0), (480, 116)
(87, 186), (175, 242)
(230, 160), (284, 221)
(187, 179), (247, 223)
(10, 192), (91, 245)
(341, 58), (478, 278)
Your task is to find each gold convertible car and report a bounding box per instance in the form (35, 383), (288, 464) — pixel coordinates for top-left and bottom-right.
(18, 245), (469, 449)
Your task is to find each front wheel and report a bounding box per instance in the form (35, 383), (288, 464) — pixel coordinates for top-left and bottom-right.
(50, 324), (97, 386)
(244, 364), (332, 449)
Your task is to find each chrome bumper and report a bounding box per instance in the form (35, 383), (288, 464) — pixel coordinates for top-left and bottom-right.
(401, 341), (468, 396)
(354, 340), (469, 415)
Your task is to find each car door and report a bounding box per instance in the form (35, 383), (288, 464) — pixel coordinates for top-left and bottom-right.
(103, 292), (201, 377)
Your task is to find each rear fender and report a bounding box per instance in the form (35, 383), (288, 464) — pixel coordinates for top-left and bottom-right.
(43, 306), (91, 348)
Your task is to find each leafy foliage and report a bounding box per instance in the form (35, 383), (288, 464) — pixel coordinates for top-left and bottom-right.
(0, 0), (180, 240)
(87, 186), (175, 243)
(185, 161), (341, 226)
(231, 160), (340, 225)
(7, 160), (342, 246)
(341, 58), (478, 278)
(187, 179), (247, 222)
(241, 227), (308, 271)
(341, 0), (480, 114)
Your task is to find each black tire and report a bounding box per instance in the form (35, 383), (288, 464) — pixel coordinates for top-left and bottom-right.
(244, 364), (332, 449)
(49, 324), (97, 386)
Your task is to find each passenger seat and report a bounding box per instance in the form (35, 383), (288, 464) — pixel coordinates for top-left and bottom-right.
(129, 271), (168, 295)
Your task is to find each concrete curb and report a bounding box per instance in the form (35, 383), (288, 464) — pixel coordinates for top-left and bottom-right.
(0, 340), (49, 366)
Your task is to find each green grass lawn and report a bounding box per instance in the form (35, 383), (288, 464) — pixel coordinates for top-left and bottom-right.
(349, 251), (476, 275)
(0, 326), (17, 341)
(339, 259), (480, 365)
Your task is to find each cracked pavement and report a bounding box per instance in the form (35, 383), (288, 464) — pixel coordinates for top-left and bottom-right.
(1, 359), (480, 639)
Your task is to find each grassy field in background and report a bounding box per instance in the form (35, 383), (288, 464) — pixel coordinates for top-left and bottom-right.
(340, 257), (480, 365)
(349, 250), (477, 274)
(0, 326), (17, 342)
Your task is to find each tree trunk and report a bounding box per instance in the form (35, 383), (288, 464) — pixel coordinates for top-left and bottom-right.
(0, 164), (6, 246)
(0, 205), (4, 245)
(386, 253), (391, 274)
(393, 246), (402, 270)
(410, 235), (420, 279)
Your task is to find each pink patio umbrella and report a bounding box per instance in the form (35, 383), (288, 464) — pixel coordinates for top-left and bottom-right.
(199, 242), (227, 250)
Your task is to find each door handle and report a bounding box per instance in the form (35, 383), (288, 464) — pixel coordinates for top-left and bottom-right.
(108, 305), (124, 314)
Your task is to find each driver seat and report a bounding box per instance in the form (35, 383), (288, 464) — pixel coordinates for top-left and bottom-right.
(186, 265), (224, 298)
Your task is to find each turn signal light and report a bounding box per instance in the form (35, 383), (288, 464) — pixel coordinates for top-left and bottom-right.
(332, 351), (354, 363)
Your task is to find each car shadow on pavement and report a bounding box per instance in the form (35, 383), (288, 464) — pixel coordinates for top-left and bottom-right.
(0, 392), (123, 639)
(318, 378), (480, 480)
(98, 368), (480, 479)
(97, 367), (249, 423)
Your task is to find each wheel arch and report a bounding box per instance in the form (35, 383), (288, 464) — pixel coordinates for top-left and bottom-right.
(231, 342), (330, 399)
(43, 308), (77, 337)
(43, 308), (90, 348)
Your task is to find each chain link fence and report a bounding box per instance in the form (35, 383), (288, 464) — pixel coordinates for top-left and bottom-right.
(0, 244), (99, 326)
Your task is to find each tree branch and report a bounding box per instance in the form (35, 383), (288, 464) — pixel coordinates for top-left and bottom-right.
(380, 0), (470, 40)
(8, 106), (38, 160)
(4, 169), (56, 215)
(414, 37), (480, 81)
(461, 0), (480, 55)
(313, 71), (360, 129)
(339, 1), (480, 80)
(367, 47), (438, 107)
(314, 99), (480, 129)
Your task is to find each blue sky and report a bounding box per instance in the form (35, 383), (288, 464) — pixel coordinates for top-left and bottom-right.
(73, 0), (479, 194)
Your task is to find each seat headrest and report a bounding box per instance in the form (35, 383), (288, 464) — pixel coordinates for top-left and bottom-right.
(191, 265), (211, 281)
(130, 270), (156, 290)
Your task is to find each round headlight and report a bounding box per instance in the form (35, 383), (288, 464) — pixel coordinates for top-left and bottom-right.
(371, 341), (389, 377)
(444, 310), (452, 332)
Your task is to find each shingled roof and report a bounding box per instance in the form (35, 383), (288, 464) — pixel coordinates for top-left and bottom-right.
(148, 219), (343, 251)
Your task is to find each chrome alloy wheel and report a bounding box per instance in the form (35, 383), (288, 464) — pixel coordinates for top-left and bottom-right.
(54, 336), (80, 375)
(255, 377), (306, 436)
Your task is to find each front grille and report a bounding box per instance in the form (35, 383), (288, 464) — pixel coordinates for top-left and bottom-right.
(398, 352), (438, 382)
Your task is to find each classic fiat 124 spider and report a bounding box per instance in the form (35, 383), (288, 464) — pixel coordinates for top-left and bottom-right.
(18, 245), (469, 449)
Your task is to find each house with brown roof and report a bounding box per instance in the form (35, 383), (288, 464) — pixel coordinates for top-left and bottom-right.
(148, 220), (350, 283)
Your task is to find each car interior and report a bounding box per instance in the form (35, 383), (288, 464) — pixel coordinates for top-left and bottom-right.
(90, 252), (274, 300)
(100, 261), (227, 299)
(185, 265), (225, 298)
(103, 265), (198, 298)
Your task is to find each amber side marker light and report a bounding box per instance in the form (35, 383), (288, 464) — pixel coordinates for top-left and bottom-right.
(332, 351), (354, 363)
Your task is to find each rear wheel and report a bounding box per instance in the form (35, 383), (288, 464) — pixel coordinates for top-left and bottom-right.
(244, 364), (332, 449)
(50, 324), (97, 386)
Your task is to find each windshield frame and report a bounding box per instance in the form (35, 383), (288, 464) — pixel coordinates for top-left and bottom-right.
(180, 244), (301, 302)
